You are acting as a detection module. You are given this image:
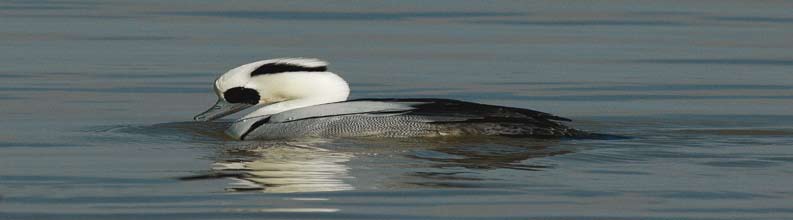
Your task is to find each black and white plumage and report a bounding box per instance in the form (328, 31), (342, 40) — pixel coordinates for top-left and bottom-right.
(194, 58), (588, 140)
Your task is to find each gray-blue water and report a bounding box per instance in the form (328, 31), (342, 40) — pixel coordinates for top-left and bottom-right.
(2, 1), (793, 219)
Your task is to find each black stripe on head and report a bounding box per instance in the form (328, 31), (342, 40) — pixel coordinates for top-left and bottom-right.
(223, 87), (260, 105)
(250, 62), (327, 76)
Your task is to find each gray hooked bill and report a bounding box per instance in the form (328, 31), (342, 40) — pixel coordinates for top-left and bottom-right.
(194, 99), (253, 121)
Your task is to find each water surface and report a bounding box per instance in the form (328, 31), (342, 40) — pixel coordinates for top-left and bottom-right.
(2, 1), (793, 219)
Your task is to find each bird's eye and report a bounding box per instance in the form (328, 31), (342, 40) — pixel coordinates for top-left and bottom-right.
(223, 87), (260, 105)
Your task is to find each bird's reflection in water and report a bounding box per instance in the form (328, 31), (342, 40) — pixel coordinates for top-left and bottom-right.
(372, 137), (574, 189)
(127, 122), (574, 192)
(179, 133), (575, 192)
(408, 138), (573, 171)
(182, 140), (355, 193)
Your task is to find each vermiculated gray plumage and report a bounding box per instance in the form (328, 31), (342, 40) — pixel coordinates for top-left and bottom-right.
(239, 99), (588, 140)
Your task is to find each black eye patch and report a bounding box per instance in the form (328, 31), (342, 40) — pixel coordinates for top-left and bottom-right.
(223, 87), (260, 105)
(251, 63), (327, 76)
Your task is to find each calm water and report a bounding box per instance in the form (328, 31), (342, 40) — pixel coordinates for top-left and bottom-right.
(2, 1), (793, 219)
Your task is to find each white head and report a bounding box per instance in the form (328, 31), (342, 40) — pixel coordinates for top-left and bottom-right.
(194, 58), (350, 121)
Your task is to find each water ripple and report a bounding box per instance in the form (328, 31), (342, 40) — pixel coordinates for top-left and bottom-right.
(700, 160), (779, 168)
(708, 16), (793, 24)
(633, 59), (793, 66)
(166, 11), (525, 21)
(470, 20), (686, 26)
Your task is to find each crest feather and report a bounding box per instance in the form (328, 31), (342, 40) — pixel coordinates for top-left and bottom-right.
(250, 58), (328, 76)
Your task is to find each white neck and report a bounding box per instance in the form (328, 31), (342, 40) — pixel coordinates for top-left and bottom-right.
(240, 72), (350, 120)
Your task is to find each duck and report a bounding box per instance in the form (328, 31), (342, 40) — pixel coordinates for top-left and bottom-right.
(194, 58), (588, 140)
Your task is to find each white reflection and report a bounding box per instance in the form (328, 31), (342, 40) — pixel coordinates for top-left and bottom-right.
(212, 143), (354, 193)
